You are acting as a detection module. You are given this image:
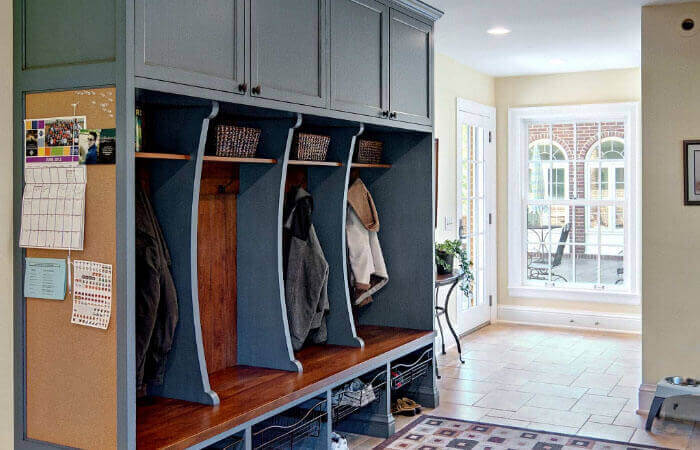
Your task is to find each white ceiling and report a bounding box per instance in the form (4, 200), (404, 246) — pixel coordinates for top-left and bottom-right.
(426, 0), (677, 77)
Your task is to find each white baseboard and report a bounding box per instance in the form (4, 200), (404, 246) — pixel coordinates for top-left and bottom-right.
(497, 305), (641, 334)
(638, 383), (656, 414)
(638, 383), (700, 421)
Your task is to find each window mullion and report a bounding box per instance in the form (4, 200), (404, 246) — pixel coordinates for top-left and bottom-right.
(548, 124), (553, 283)
(573, 122), (578, 283)
(597, 122), (602, 287)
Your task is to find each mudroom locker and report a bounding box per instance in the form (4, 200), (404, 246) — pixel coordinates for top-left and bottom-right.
(13, 0), (443, 448)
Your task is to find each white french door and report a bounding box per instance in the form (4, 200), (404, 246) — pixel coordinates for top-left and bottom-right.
(456, 99), (497, 334)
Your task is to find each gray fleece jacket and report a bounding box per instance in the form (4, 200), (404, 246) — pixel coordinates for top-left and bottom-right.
(283, 187), (330, 351)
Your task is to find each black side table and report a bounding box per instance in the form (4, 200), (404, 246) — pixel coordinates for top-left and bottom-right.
(435, 271), (466, 364)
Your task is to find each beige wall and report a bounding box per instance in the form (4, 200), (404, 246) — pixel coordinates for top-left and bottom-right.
(434, 53), (495, 243)
(642, 2), (700, 386)
(494, 69), (642, 315)
(1, 0), (14, 445)
(432, 53), (494, 341)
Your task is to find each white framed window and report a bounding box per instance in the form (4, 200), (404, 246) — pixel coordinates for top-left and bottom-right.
(508, 103), (640, 304)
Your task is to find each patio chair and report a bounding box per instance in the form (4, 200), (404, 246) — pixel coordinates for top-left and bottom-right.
(528, 223), (570, 282)
(615, 249), (624, 285)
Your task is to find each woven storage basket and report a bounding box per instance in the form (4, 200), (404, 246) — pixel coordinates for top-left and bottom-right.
(295, 133), (330, 161)
(215, 124), (261, 158)
(356, 139), (383, 164)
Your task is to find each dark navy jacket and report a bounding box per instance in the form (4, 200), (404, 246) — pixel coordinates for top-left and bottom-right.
(135, 183), (178, 392)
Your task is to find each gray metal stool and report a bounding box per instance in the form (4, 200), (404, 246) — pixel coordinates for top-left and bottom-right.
(645, 377), (699, 431)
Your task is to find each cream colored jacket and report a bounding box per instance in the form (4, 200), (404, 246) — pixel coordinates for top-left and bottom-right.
(346, 178), (388, 306)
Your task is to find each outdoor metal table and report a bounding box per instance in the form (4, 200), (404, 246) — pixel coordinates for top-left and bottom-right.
(527, 224), (562, 259)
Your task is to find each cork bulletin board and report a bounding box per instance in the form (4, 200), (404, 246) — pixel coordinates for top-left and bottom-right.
(24, 87), (117, 449)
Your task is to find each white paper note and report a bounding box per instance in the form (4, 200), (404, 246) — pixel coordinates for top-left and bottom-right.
(71, 260), (112, 330)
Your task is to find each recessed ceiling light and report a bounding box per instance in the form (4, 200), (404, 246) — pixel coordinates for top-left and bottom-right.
(487, 27), (511, 35)
(549, 58), (566, 65)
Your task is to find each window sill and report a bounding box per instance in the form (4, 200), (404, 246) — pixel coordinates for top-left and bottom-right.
(508, 285), (641, 305)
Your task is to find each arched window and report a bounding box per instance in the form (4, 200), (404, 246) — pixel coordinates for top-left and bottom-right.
(586, 137), (625, 234)
(528, 140), (568, 201)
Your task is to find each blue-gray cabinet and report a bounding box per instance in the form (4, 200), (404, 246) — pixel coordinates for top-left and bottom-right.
(330, 0), (389, 118)
(389, 9), (432, 126)
(24, 0), (116, 69)
(135, 0), (246, 94)
(132, 0), (435, 127)
(250, 0), (328, 107)
(329, 1), (433, 126)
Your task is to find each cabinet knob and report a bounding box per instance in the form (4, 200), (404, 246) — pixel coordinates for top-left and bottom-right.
(238, 83), (247, 93)
(251, 85), (262, 95)
(381, 110), (389, 118)
(389, 111), (397, 119)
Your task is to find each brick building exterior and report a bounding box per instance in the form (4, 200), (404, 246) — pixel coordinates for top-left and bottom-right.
(528, 122), (625, 255)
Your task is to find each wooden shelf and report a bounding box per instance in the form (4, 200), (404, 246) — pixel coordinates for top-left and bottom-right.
(203, 156), (277, 164)
(351, 162), (392, 169)
(136, 326), (433, 450)
(287, 159), (342, 167)
(135, 152), (191, 161)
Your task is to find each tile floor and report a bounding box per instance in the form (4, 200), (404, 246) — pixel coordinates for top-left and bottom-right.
(347, 323), (700, 449)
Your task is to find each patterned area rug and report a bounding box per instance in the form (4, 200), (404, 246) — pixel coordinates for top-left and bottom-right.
(374, 415), (668, 450)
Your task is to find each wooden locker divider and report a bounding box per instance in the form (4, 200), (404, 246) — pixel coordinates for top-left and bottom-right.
(235, 109), (303, 372)
(23, 88), (118, 449)
(144, 101), (219, 405)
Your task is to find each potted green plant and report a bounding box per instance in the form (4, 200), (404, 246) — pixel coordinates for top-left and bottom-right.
(435, 239), (475, 298)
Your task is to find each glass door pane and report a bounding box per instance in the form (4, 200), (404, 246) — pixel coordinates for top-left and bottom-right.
(460, 124), (485, 310)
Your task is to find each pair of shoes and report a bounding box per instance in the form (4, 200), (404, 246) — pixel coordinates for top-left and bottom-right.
(332, 378), (376, 408)
(391, 397), (422, 416)
(331, 432), (348, 450)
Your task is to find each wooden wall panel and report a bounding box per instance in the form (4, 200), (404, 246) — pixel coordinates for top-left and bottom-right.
(24, 87), (117, 449)
(198, 163), (238, 373)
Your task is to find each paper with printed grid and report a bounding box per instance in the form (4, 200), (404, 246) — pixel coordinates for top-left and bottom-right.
(71, 260), (112, 330)
(19, 166), (86, 250)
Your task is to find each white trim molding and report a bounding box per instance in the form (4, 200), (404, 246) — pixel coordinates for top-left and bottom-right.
(456, 98), (498, 329)
(508, 286), (640, 305)
(507, 102), (641, 305)
(497, 305), (641, 334)
(638, 383), (656, 414)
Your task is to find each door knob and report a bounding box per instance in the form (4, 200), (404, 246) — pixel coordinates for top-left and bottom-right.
(389, 111), (397, 119)
(251, 85), (262, 95)
(238, 83), (247, 93)
(381, 110), (389, 117)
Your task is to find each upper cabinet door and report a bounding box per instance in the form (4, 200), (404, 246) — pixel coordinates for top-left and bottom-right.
(250, 0), (328, 107)
(389, 10), (432, 126)
(135, 0), (246, 93)
(330, 0), (388, 118)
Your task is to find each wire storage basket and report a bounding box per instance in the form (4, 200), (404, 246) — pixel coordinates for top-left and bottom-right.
(252, 399), (327, 449)
(356, 139), (383, 164)
(331, 371), (386, 423)
(215, 123), (261, 158)
(390, 347), (433, 391)
(294, 133), (330, 161)
(204, 434), (244, 450)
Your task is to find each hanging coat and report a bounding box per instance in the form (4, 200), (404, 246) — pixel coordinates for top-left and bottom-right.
(346, 178), (388, 306)
(283, 187), (330, 351)
(135, 184), (179, 392)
